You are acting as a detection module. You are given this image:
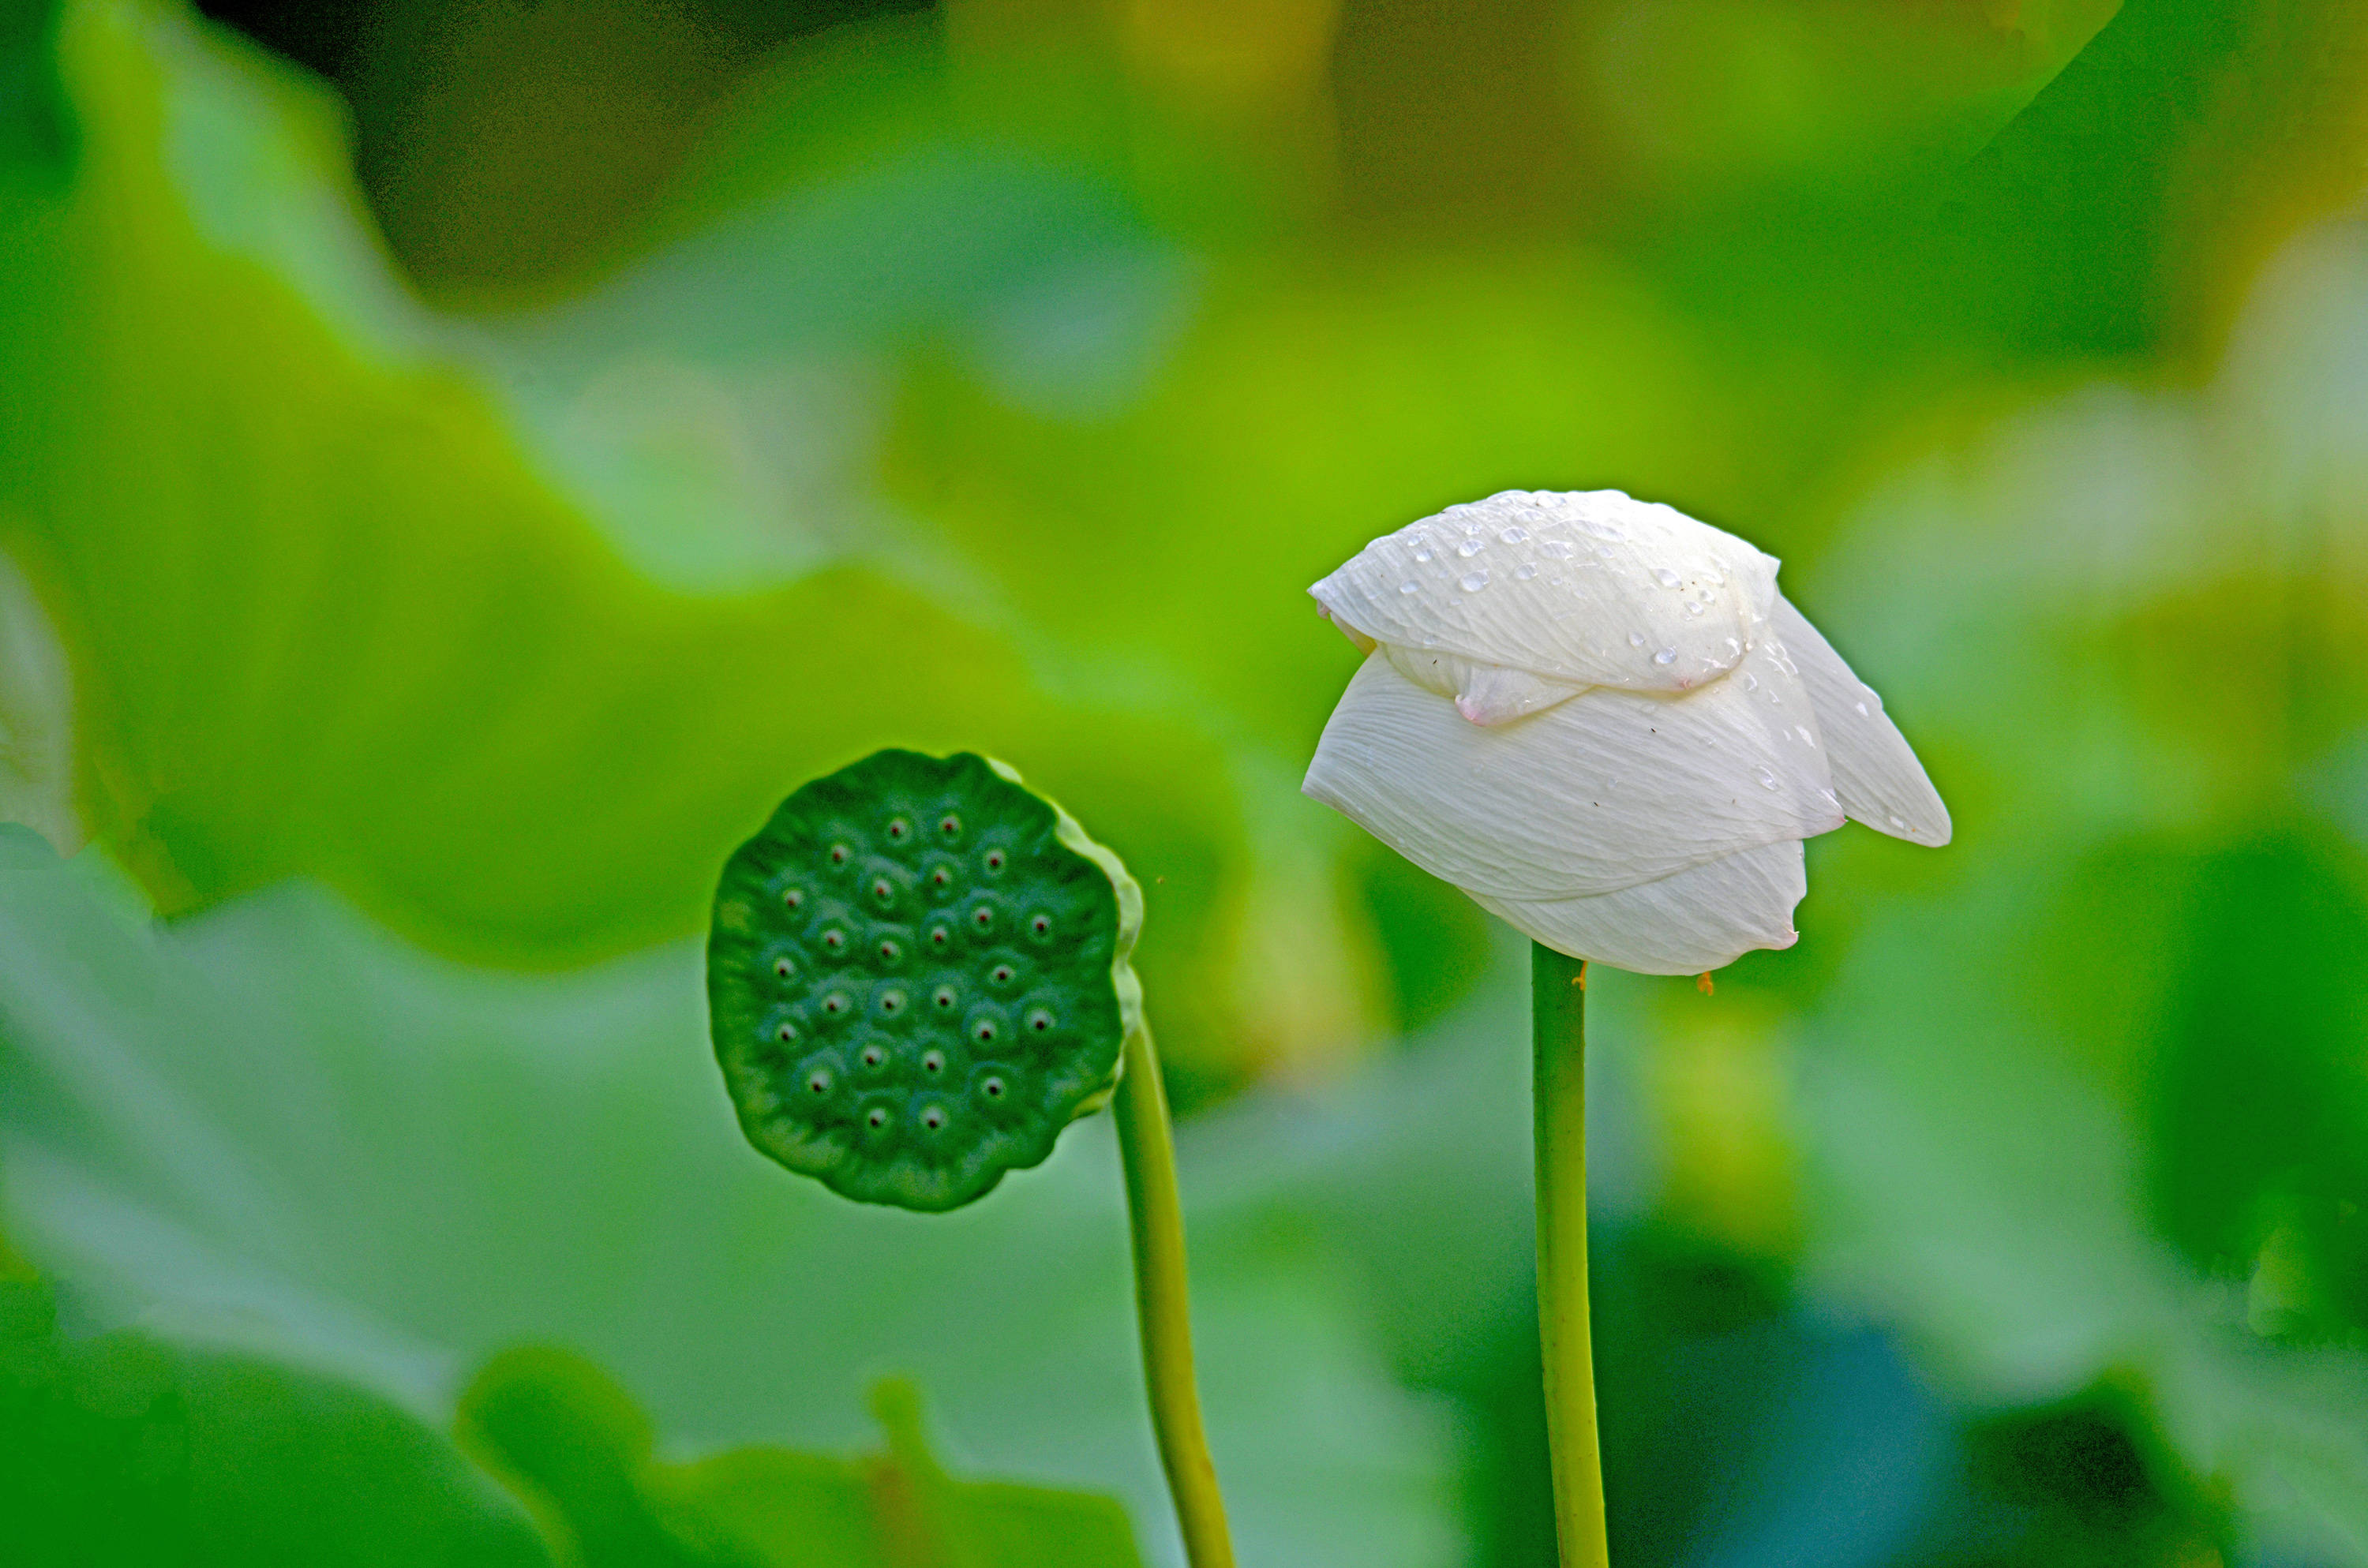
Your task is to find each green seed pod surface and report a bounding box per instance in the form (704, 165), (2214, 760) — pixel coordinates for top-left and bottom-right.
(708, 749), (1144, 1213)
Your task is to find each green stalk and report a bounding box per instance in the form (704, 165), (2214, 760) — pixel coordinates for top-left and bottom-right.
(1532, 944), (1610, 1568)
(1113, 1020), (1236, 1568)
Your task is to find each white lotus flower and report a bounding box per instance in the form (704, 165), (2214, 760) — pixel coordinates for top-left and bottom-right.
(1302, 489), (1949, 974)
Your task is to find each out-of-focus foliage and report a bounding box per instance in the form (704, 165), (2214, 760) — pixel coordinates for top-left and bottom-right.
(0, 0), (1351, 1102)
(0, 825), (1457, 1568)
(8, 0), (2368, 1562)
(2, 1246), (551, 1566)
(1779, 212), (2368, 1562)
(458, 1353), (1141, 1567)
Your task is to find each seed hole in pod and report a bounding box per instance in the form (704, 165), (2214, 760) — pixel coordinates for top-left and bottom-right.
(823, 992), (850, 1016)
(886, 818), (909, 842)
(984, 850), (1006, 874)
(972, 907), (994, 931)
(861, 1043), (886, 1068)
(879, 990), (905, 1016)
(1028, 1009), (1053, 1033)
(775, 1021), (798, 1043)
(920, 1106), (946, 1132)
(939, 814), (960, 838)
(922, 1050), (945, 1074)
(773, 956), (794, 980)
(975, 1020), (999, 1043)
(867, 1106), (890, 1130)
(871, 878), (894, 905)
(806, 1068), (832, 1096)
(830, 844), (849, 866)
(929, 925), (951, 949)
(1029, 915), (1052, 937)
(990, 964), (1014, 985)
(934, 986), (957, 1009)
(822, 929), (845, 952)
(981, 1076), (1006, 1100)
(782, 888), (804, 910)
(878, 938), (901, 962)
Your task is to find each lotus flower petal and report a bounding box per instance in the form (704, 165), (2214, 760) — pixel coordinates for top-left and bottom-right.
(1377, 643), (1590, 725)
(1302, 642), (1842, 901)
(1467, 839), (1807, 974)
(1310, 490), (1776, 693)
(1774, 595), (1951, 846)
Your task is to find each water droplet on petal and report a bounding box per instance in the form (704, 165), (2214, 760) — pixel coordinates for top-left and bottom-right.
(1744, 672), (1759, 691)
(1457, 537), (1484, 558)
(1855, 700), (1871, 717)
(1755, 766), (1778, 791)
(1399, 579), (1420, 594)
(1628, 631), (1646, 648)
(1460, 571), (1489, 591)
(1654, 567), (1682, 588)
(1540, 539), (1575, 559)
(1888, 813), (1908, 830)
(1684, 601), (1705, 616)
(1654, 647), (1677, 664)
(1499, 526), (1529, 544)
(1413, 548), (1433, 563)
(1515, 563), (1538, 581)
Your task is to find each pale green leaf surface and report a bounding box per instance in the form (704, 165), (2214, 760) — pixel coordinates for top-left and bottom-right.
(0, 829), (1460, 1568)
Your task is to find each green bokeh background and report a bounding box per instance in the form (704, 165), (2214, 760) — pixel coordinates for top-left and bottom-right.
(4, 0), (2368, 1562)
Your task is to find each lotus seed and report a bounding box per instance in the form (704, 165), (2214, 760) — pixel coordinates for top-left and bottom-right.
(921, 1107), (946, 1132)
(878, 938), (901, 962)
(783, 888), (804, 908)
(1028, 1009), (1053, 1032)
(922, 1050), (946, 1074)
(976, 1020), (998, 1042)
(929, 925), (950, 949)
(830, 845), (849, 865)
(822, 930), (845, 951)
(1030, 915), (1051, 937)
(972, 907), (994, 930)
(774, 956), (794, 979)
(983, 1077), (1006, 1099)
(985, 850), (1006, 873)
(879, 990), (905, 1015)
(823, 992), (849, 1015)
(887, 818), (909, 841)
(867, 1107), (889, 1129)
(862, 1044), (886, 1068)
(807, 1070), (831, 1095)
(939, 814), (960, 836)
(776, 1022), (798, 1042)
(991, 964), (1014, 984)
(871, 878), (894, 904)
(934, 987), (957, 1009)
(930, 867), (952, 888)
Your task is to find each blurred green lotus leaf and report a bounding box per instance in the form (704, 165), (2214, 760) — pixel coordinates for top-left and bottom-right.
(0, 827), (1459, 1568)
(0, 1259), (553, 1566)
(459, 1348), (1141, 1568)
(0, 0), (1357, 1091)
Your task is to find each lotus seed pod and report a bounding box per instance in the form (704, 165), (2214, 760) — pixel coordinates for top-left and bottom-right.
(708, 749), (1145, 1213)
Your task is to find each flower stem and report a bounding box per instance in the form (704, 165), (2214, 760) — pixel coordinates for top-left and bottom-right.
(1114, 1020), (1236, 1568)
(1532, 943), (1610, 1568)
